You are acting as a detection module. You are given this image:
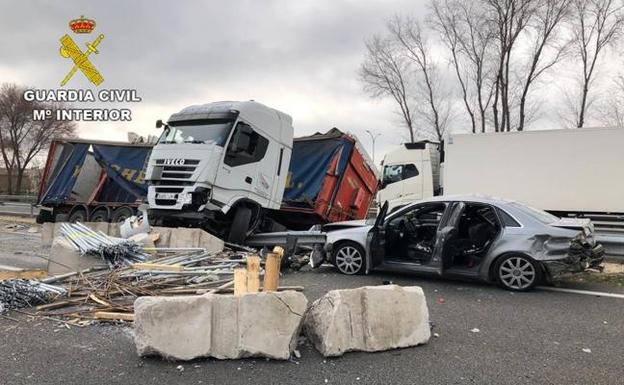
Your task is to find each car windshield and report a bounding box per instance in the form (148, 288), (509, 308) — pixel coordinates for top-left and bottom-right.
(510, 202), (559, 224)
(158, 119), (234, 146)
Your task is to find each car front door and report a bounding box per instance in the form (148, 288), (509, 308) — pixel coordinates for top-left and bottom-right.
(430, 201), (465, 274)
(366, 201), (389, 273)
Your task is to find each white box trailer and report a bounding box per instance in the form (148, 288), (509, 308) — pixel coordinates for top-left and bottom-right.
(444, 127), (624, 220)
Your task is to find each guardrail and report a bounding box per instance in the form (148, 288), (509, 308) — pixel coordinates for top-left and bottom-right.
(0, 195), (38, 217)
(0, 194), (37, 203)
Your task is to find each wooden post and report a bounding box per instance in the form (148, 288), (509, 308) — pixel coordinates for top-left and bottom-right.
(233, 268), (248, 296)
(246, 256), (261, 293)
(272, 246), (285, 258)
(263, 252), (282, 292)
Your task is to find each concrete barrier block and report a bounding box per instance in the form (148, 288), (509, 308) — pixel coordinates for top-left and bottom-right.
(47, 237), (107, 274)
(303, 285), (431, 357)
(134, 291), (307, 360)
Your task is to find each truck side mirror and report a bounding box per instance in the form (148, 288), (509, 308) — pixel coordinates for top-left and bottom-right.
(156, 119), (163, 128)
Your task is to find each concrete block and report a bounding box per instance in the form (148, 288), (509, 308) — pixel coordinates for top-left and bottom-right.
(134, 291), (307, 360)
(41, 223), (55, 246)
(303, 285), (431, 357)
(170, 227), (224, 252)
(150, 226), (173, 247)
(149, 227), (223, 252)
(47, 237), (107, 274)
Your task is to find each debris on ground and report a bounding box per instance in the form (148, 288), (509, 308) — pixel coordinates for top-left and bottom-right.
(0, 279), (66, 312)
(32, 247), (254, 323)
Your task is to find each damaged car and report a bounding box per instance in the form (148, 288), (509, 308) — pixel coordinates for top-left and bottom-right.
(315, 195), (604, 291)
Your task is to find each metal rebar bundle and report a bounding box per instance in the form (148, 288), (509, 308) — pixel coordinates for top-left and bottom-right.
(59, 222), (149, 268)
(0, 280), (67, 312)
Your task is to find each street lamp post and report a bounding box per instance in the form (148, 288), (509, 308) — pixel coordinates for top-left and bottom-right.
(365, 129), (381, 165)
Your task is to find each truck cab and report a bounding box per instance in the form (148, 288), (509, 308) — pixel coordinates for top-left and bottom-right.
(146, 101), (293, 242)
(377, 142), (441, 212)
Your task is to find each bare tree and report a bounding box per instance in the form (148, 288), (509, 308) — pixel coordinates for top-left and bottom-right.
(485, 0), (537, 132)
(360, 35), (417, 142)
(597, 74), (624, 126)
(0, 83), (76, 194)
(430, 0), (496, 133)
(431, 0), (476, 133)
(517, 0), (572, 131)
(570, 0), (624, 128)
(389, 16), (450, 142)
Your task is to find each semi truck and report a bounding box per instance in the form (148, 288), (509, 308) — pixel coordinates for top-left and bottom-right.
(36, 138), (152, 224)
(378, 127), (624, 231)
(146, 101), (378, 242)
(37, 101), (378, 243)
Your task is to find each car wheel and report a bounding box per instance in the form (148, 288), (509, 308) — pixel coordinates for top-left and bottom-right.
(333, 242), (366, 275)
(495, 254), (541, 291)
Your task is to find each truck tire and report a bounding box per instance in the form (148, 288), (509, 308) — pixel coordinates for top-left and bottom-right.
(227, 206), (252, 244)
(68, 208), (87, 223)
(111, 207), (133, 223)
(89, 209), (109, 222)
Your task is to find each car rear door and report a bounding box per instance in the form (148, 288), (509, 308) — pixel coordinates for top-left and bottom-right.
(366, 201), (389, 273)
(430, 201), (465, 274)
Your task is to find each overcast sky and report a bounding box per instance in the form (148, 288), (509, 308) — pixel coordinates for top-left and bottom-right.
(0, 0), (437, 164)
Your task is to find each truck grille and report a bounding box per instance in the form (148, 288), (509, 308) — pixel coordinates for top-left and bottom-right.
(154, 186), (185, 206)
(153, 159), (200, 181)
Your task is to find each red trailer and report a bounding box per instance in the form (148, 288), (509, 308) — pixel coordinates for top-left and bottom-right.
(270, 128), (378, 229)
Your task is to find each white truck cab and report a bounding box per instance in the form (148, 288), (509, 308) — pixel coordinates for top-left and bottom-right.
(377, 142), (441, 211)
(146, 101), (293, 242)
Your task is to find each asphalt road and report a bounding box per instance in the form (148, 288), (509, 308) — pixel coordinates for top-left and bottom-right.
(2, 265), (623, 385)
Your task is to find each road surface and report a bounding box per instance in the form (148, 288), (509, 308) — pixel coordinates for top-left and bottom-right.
(1, 266), (623, 385)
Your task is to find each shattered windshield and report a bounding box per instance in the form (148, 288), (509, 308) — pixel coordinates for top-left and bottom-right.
(158, 119), (234, 146)
(510, 202), (559, 224)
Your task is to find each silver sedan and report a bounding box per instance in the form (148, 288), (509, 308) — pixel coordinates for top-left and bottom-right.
(316, 195), (604, 291)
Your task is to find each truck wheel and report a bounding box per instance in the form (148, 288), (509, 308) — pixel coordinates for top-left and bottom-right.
(89, 209), (109, 222)
(111, 207), (133, 223)
(333, 241), (366, 275)
(68, 208), (87, 223)
(228, 206), (252, 244)
(495, 254), (541, 291)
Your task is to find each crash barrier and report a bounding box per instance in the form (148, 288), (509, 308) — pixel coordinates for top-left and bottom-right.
(304, 285), (431, 356)
(0, 195), (37, 217)
(134, 291), (308, 360)
(133, 285), (431, 360)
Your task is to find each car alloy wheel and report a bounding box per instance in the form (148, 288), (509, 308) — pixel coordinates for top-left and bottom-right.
(498, 256), (537, 290)
(335, 244), (364, 275)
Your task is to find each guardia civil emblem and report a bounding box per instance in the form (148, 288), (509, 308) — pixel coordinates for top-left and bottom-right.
(59, 16), (104, 87)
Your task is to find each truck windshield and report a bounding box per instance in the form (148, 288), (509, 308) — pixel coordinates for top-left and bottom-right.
(159, 119), (234, 146)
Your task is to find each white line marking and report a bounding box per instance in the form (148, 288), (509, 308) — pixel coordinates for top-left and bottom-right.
(538, 286), (624, 299)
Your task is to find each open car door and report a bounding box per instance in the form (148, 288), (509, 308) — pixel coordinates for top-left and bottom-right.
(366, 201), (389, 274)
(430, 201), (465, 275)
